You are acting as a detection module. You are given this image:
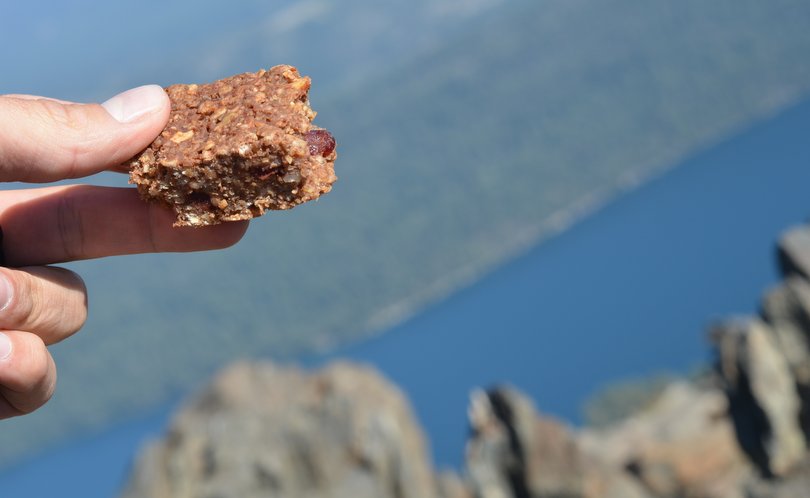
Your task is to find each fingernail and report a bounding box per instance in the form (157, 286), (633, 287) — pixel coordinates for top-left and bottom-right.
(0, 272), (11, 312)
(102, 85), (167, 123)
(0, 333), (11, 361)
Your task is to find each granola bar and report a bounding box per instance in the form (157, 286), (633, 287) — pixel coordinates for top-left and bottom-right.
(127, 66), (337, 227)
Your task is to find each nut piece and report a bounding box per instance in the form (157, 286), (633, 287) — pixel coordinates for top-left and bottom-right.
(170, 130), (194, 143)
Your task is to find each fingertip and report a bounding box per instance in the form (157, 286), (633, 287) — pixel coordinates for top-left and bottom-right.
(215, 220), (250, 248)
(173, 219), (250, 251)
(0, 330), (56, 416)
(148, 203), (250, 252)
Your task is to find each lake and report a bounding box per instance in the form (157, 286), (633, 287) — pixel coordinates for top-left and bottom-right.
(2, 97), (810, 496)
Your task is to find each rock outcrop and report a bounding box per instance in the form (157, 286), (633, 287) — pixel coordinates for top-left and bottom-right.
(708, 224), (810, 480)
(745, 456), (810, 498)
(711, 318), (806, 477)
(120, 361), (440, 498)
(466, 387), (647, 498)
(580, 382), (750, 498)
(760, 275), (810, 438)
(777, 225), (810, 281)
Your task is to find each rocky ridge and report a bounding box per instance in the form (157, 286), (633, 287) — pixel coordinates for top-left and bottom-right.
(121, 225), (810, 498)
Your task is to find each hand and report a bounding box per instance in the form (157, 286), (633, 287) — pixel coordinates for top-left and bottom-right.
(0, 86), (248, 418)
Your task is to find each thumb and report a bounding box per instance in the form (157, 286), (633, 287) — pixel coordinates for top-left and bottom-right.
(0, 86), (170, 183)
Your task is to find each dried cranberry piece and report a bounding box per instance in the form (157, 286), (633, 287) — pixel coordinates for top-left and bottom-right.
(305, 129), (336, 157)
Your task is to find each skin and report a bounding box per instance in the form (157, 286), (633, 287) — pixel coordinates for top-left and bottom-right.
(0, 90), (249, 419)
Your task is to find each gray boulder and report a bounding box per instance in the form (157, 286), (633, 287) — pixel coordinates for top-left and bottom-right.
(760, 276), (810, 437)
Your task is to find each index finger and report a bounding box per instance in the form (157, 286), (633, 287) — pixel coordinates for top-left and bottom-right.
(0, 185), (248, 266)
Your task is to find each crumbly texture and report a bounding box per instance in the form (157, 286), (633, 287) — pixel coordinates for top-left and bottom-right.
(127, 65), (337, 227)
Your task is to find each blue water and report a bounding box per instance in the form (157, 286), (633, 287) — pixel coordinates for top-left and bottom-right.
(3, 98), (810, 496)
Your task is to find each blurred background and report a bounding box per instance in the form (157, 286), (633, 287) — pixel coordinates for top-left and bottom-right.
(2, 0), (810, 497)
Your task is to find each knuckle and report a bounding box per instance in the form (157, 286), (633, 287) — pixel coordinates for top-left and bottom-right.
(39, 266), (88, 336)
(0, 267), (89, 340)
(72, 274), (88, 328)
(56, 194), (86, 261)
(34, 100), (96, 177)
(0, 99), (34, 171)
(56, 268), (88, 335)
(35, 99), (89, 133)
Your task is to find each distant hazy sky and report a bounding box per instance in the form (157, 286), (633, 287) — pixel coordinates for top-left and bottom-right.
(2, 0), (278, 99)
(3, 0), (505, 100)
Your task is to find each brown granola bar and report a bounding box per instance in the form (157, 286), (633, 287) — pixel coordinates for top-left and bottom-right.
(127, 65), (337, 227)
